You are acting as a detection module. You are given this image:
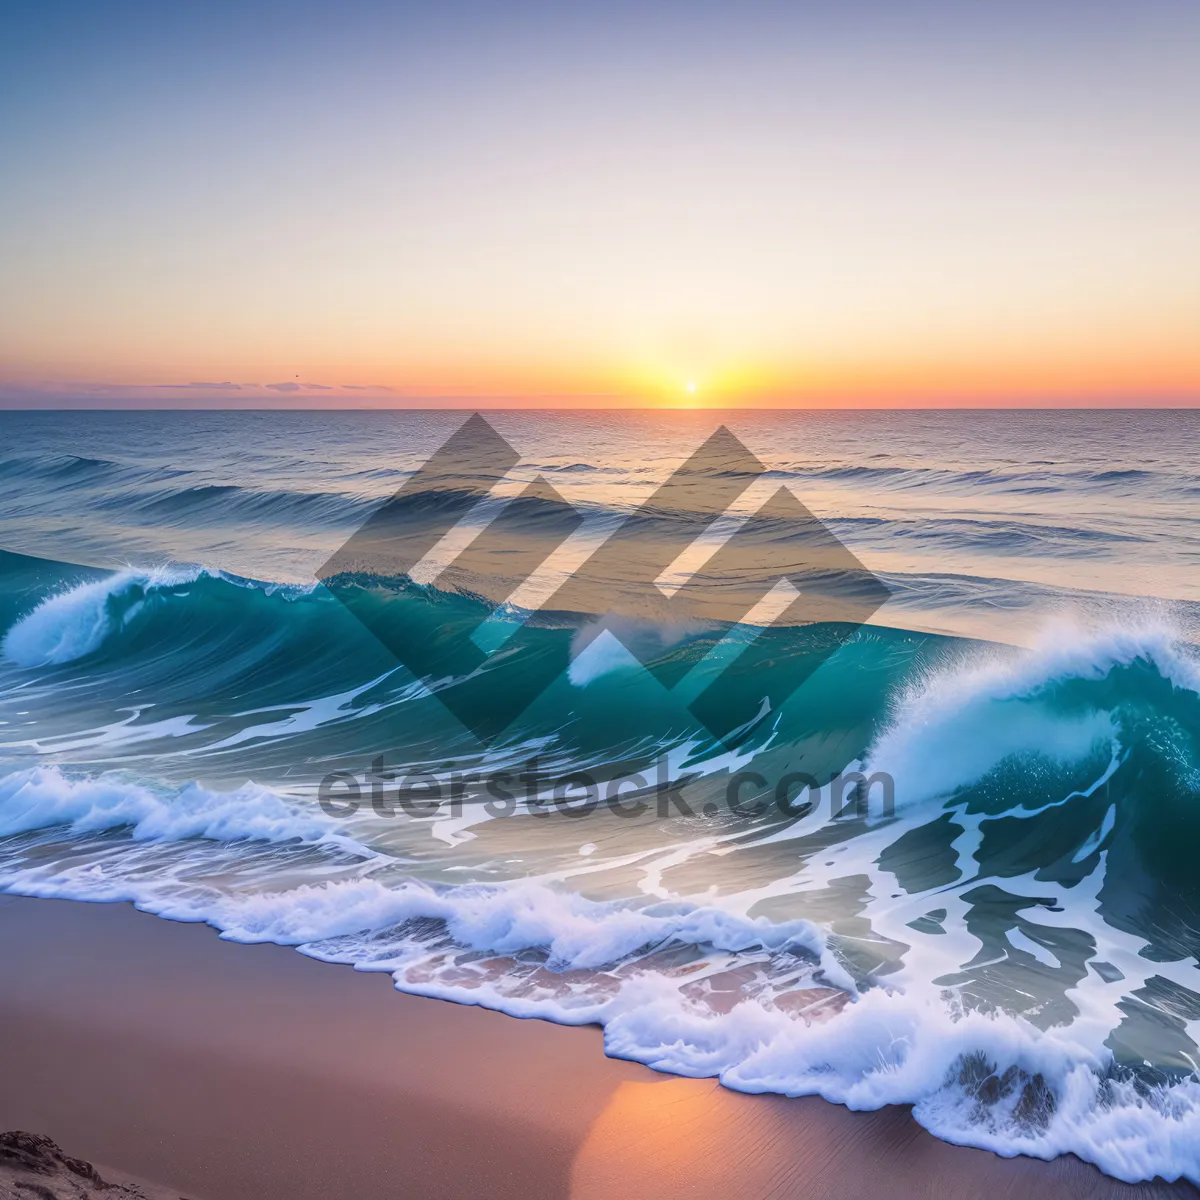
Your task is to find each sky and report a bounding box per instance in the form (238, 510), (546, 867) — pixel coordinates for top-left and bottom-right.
(1, 0), (1198, 408)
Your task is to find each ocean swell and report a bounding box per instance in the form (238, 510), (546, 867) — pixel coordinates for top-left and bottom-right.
(4, 551), (1200, 1182)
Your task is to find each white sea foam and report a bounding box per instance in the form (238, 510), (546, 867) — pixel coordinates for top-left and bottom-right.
(4, 841), (1200, 1184)
(2, 566), (201, 666)
(0, 764), (367, 851)
(0, 853), (849, 1012)
(867, 620), (1200, 806)
(613, 986), (1200, 1184)
(2, 564), (316, 668)
(5, 617), (1200, 1182)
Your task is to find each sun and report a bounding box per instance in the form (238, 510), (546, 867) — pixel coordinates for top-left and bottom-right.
(685, 381), (697, 395)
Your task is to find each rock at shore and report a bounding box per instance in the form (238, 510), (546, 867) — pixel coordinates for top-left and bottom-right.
(0, 1131), (191, 1200)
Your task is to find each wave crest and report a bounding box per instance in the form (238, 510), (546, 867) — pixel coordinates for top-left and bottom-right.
(867, 621), (1200, 806)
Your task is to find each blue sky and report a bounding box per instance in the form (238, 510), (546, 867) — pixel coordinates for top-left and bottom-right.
(3, 1), (1198, 406)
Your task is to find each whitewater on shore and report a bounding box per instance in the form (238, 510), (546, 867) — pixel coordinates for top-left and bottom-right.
(3, 409), (1200, 1184)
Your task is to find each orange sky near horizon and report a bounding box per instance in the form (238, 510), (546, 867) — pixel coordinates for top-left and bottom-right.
(2, 2), (1198, 409)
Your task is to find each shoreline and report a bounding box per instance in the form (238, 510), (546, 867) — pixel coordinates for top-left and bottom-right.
(0, 894), (1195, 1200)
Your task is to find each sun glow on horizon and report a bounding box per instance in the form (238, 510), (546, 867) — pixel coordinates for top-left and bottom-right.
(2, 3), (1199, 409)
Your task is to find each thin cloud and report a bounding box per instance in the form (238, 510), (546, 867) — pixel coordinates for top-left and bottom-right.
(163, 381), (242, 390)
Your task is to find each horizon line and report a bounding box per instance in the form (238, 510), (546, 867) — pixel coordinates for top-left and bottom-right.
(4, 402), (1200, 413)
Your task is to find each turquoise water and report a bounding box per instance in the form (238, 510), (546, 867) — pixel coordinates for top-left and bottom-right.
(2, 408), (1200, 1181)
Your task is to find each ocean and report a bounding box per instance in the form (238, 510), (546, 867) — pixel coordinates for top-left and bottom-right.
(2, 407), (1200, 1183)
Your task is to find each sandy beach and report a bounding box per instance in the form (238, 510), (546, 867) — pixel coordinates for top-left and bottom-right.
(0, 894), (1194, 1200)
(6, 0), (1200, 1189)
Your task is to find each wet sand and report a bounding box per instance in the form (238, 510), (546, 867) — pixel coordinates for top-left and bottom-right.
(0, 894), (1194, 1200)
